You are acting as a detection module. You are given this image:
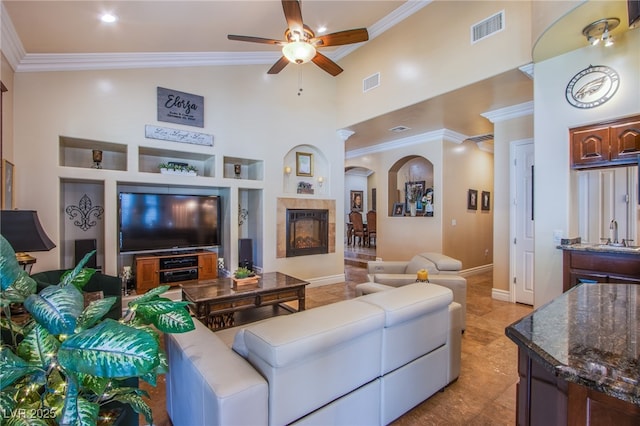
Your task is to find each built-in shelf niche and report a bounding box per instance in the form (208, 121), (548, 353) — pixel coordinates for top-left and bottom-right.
(59, 136), (127, 171)
(223, 156), (264, 180)
(139, 146), (215, 177)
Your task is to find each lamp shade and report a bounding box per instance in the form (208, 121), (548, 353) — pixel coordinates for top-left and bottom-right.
(282, 41), (316, 64)
(0, 210), (56, 252)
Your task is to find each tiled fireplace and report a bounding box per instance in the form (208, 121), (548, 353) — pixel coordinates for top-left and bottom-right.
(286, 209), (329, 257)
(277, 198), (336, 258)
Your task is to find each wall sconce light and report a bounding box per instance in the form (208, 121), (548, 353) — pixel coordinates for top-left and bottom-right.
(284, 166), (292, 175)
(92, 150), (103, 169)
(583, 18), (619, 47)
(317, 176), (324, 187)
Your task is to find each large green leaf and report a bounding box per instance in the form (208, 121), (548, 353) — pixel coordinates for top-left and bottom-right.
(2, 270), (37, 304)
(0, 235), (21, 291)
(23, 285), (83, 336)
(0, 390), (18, 419)
(59, 378), (99, 426)
(58, 319), (159, 378)
(0, 347), (38, 390)
(134, 299), (194, 333)
(75, 297), (117, 331)
(107, 390), (153, 425)
(16, 323), (60, 369)
(60, 251), (96, 289)
(128, 285), (171, 306)
(61, 267), (96, 292)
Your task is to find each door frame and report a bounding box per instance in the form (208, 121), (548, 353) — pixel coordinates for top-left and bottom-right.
(509, 138), (534, 304)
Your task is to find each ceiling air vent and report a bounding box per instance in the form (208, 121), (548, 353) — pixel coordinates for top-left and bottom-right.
(363, 72), (380, 93)
(389, 125), (410, 133)
(471, 11), (504, 44)
(467, 134), (494, 143)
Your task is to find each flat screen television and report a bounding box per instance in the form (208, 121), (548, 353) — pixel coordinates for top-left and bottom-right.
(119, 192), (221, 253)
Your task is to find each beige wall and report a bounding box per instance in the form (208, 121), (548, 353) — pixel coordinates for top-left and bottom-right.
(1, 53), (14, 163)
(10, 65), (347, 283)
(534, 28), (640, 307)
(336, 0), (532, 128)
(492, 114), (533, 293)
(442, 140), (494, 270)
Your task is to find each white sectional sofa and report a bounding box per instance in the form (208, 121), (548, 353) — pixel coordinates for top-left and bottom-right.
(165, 283), (462, 426)
(367, 252), (467, 330)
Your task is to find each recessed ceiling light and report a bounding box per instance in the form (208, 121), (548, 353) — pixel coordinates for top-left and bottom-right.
(389, 125), (410, 133)
(100, 13), (117, 23)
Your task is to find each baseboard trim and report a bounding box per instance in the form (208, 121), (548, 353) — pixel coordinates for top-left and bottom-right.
(459, 264), (493, 277)
(492, 288), (511, 302)
(307, 273), (347, 288)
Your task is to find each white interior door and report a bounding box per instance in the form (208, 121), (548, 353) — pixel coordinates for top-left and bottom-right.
(511, 140), (534, 305)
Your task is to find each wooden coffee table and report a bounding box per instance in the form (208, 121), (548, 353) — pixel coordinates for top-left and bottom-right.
(181, 272), (309, 330)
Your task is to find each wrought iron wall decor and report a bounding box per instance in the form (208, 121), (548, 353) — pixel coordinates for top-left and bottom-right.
(238, 204), (249, 227)
(65, 194), (104, 231)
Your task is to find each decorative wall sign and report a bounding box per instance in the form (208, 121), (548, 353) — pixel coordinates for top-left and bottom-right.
(65, 194), (104, 231)
(565, 65), (620, 109)
(145, 125), (213, 146)
(157, 87), (204, 127)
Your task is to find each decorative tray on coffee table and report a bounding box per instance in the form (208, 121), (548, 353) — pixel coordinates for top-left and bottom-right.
(232, 275), (260, 289)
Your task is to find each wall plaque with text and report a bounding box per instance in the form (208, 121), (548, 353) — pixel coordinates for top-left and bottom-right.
(157, 87), (204, 128)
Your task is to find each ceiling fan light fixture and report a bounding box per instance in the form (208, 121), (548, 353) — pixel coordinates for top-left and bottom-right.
(282, 41), (316, 64)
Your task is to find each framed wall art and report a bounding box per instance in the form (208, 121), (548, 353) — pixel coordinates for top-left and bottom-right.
(467, 189), (478, 210)
(350, 190), (363, 212)
(405, 180), (425, 212)
(481, 191), (491, 211)
(2, 159), (14, 209)
(392, 202), (405, 216)
(296, 152), (313, 177)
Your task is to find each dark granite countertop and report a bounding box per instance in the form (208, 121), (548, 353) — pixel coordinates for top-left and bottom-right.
(557, 243), (640, 255)
(505, 284), (639, 406)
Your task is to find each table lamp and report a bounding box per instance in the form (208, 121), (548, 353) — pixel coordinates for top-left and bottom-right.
(1, 210), (56, 272)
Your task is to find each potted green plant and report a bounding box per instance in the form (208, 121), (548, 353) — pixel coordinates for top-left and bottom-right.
(0, 235), (195, 425)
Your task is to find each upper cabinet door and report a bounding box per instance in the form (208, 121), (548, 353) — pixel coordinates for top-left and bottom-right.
(570, 115), (640, 169)
(571, 126), (609, 167)
(610, 118), (640, 163)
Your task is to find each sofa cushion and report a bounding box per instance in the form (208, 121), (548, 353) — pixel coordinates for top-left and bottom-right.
(405, 255), (436, 274)
(236, 299), (384, 368)
(419, 252), (462, 272)
(372, 273), (419, 287)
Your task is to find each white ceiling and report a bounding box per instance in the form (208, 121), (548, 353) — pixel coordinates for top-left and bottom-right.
(3, 1), (627, 152)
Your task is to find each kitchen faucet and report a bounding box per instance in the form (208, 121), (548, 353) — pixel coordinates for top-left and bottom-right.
(609, 219), (618, 245)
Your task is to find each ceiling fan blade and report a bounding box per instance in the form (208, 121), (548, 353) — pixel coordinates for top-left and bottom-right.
(312, 28), (369, 47)
(267, 56), (290, 74)
(227, 34), (285, 46)
(282, 0), (304, 32)
(312, 52), (343, 76)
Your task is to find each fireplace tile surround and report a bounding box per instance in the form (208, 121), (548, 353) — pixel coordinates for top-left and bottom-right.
(277, 198), (336, 258)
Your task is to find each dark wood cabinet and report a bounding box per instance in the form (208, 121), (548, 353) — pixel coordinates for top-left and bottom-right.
(562, 249), (640, 292)
(516, 349), (640, 426)
(135, 251), (218, 293)
(571, 115), (640, 169)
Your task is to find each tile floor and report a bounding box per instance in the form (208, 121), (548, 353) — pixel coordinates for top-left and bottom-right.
(140, 261), (532, 425)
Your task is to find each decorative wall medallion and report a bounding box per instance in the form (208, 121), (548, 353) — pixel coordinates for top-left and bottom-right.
(565, 65), (619, 109)
(66, 194), (104, 231)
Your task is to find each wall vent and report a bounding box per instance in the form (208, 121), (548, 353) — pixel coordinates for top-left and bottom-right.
(471, 11), (504, 44)
(467, 134), (494, 143)
(363, 72), (380, 92)
(389, 125), (411, 133)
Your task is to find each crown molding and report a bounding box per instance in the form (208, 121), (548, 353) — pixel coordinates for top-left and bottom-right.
(481, 101), (534, 123)
(346, 128), (468, 159)
(3, 0), (431, 72)
(1, 2), (26, 71)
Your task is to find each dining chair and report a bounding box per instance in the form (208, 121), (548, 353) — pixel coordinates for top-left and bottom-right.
(366, 210), (377, 247)
(349, 211), (368, 247)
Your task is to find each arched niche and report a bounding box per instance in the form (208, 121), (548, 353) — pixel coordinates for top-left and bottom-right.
(388, 156), (434, 216)
(283, 144), (329, 196)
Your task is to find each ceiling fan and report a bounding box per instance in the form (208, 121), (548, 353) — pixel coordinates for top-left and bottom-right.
(227, 0), (369, 76)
